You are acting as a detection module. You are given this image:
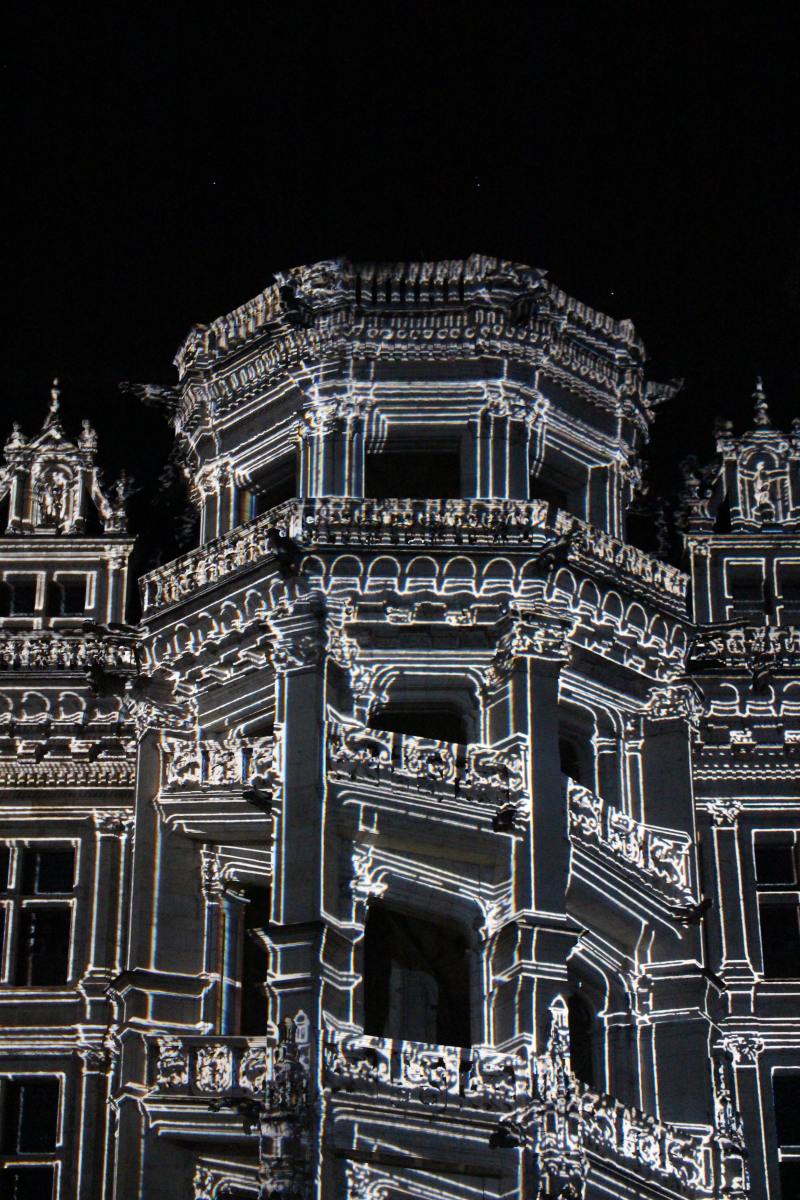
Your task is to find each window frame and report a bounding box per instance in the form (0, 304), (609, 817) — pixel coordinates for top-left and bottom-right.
(0, 1072), (65, 1200)
(0, 843), (78, 989)
(754, 833), (800, 982)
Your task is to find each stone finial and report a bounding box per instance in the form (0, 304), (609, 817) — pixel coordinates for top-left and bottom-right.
(44, 377), (62, 429)
(752, 376), (770, 427)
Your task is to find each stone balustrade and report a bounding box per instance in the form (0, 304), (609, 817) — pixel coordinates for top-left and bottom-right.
(161, 733), (276, 790)
(0, 629), (138, 672)
(324, 1029), (740, 1197)
(152, 1035), (267, 1095)
(140, 497), (688, 614)
(567, 778), (695, 906)
(327, 710), (527, 802)
(690, 623), (800, 671)
(323, 1030), (528, 1109)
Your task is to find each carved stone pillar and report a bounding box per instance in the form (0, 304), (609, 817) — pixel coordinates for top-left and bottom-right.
(641, 683), (702, 835)
(485, 607), (578, 1049)
(200, 845), (225, 1031)
(707, 802), (756, 1009)
(84, 809), (133, 1022)
(267, 605), (325, 1022)
(76, 1045), (109, 1200)
(476, 392), (531, 500)
(6, 465), (26, 531)
(623, 713), (645, 823)
(721, 1033), (767, 1200)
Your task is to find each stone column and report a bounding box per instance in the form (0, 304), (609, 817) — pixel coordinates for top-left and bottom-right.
(262, 606), (325, 1200)
(476, 393), (531, 500)
(76, 1046), (110, 1200)
(641, 683), (701, 836)
(105, 552), (126, 623)
(484, 607), (578, 1049)
(722, 1034), (768, 1200)
(83, 810), (133, 1024)
(707, 801), (757, 1011)
(266, 604), (326, 1028)
(200, 846), (225, 1031)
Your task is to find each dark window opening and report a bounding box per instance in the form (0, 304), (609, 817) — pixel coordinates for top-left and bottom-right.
(240, 885), (269, 1036)
(0, 582), (12, 619)
(713, 495), (732, 534)
(756, 844), (797, 887)
(558, 713), (595, 790)
(364, 449), (462, 501)
(779, 566), (800, 624)
(0, 1166), (56, 1200)
(368, 705), (470, 746)
(14, 908), (71, 986)
(567, 993), (596, 1088)
(529, 475), (569, 513)
(0, 1077), (59, 1152)
(252, 460), (296, 517)
(727, 564), (766, 622)
(363, 905), (471, 1047)
(759, 902), (800, 979)
(0, 847), (9, 891)
(779, 1161), (800, 1199)
(45, 577), (86, 617)
(3, 579), (37, 617)
(774, 1074), (800, 1146)
(20, 848), (74, 895)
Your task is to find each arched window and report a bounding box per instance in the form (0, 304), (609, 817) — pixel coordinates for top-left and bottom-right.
(567, 992), (596, 1088)
(363, 904), (471, 1047)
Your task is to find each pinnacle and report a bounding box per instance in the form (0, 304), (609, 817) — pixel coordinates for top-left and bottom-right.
(44, 377), (61, 429)
(752, 375), (770, 427)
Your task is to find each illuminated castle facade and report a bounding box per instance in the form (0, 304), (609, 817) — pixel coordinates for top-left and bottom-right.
(1, 258), (799, 1200)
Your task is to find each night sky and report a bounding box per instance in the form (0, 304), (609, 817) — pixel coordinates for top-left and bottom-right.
(5, 5), (799, 578)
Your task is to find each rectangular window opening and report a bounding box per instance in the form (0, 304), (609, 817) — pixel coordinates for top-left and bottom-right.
(0, 1077), (59, 1153)
(20, 848), (74, 895)
(364, 449), (462, 501)
(14, 908), (71, 987)
(759, 901), (800, 979)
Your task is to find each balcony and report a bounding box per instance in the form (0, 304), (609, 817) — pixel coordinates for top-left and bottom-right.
(327, 710), (526, 809)
(151, 1035), (267, 1096)
(0, 629), (138, 672)
(139, 497), (688, 615)
(323, 1028), (743, 1198)
(567, 778), (696, 908)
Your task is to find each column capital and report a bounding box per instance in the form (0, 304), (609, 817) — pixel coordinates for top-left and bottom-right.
(706, 799), (744, 828)
(720, 1032), (765, 1066)
(487, 605), (573, 686)
(644, 682), (705, 727)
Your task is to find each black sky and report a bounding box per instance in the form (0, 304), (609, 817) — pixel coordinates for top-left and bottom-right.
(4, 5), (799, 572)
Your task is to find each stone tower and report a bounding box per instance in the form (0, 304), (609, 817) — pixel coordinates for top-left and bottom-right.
(126, 258), (753, 1199)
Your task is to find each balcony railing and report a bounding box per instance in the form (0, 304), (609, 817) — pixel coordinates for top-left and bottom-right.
(160, 734), (276, 790)
(567, 778), (695, 907)
(0, 630), (138, 672)
(323, 1029), (742, 1198)
(152, 1035), (267, 1095)
(327, 709), (527, 803)
(140, 497), (688, 614)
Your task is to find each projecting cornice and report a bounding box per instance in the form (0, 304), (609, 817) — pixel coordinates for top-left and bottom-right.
(168, 256), (671, 439)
